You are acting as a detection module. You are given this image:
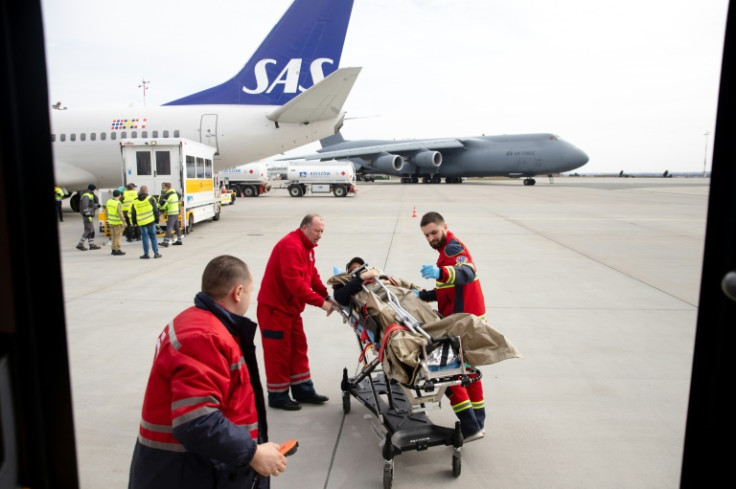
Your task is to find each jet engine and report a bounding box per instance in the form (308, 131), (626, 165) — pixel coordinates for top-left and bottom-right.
(412, 150), (442, 169)
(372, 154), (404, 172)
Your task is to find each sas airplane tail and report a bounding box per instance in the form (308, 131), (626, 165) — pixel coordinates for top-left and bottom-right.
(165, 0), (354, 106)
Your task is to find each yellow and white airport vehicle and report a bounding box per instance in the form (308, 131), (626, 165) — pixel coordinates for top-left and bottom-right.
(101, 138), (221, 235)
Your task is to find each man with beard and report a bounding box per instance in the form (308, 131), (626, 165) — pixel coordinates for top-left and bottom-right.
(416, 211), (487, 442)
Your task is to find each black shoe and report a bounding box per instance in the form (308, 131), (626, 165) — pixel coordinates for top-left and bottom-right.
(140, 255), (150, 259)
(295, 394), (329, 404)
(159, 242), (169, 247)
(76, 244), (88, 251)
(172, 240), (183, 246)
(154, 253), (162, 258)
(269, 400), (301, 411)
(88, 244), (101, 250)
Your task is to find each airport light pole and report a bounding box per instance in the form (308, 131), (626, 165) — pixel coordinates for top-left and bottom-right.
(703, 131), (711, 177)
(138, 79), (150, 106)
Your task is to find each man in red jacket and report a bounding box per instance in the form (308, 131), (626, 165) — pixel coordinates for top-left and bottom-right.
(128, 255), (286, 489)
(417, 211), (487, 442)
(257, 213), (336, 411)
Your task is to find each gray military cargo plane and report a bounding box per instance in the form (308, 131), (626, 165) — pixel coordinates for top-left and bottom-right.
(281, 130), (589, 185)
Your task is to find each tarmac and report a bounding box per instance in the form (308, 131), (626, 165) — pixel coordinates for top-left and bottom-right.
(56, 177), (708, 489)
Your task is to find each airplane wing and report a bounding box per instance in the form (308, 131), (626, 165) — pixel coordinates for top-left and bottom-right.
(279, 138), (466, 160)
(267, 67), (361, 124)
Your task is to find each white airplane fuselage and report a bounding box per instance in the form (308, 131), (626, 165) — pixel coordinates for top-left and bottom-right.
(51, 105), (343, 190)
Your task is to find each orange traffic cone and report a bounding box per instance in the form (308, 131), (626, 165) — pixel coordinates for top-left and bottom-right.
(412, 206), (417, 218)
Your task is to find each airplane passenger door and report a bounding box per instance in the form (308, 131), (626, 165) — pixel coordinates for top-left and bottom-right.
(200, 114), (219, 154)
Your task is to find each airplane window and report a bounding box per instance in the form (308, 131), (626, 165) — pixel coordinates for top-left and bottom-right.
(196, 157), (204, 178)
(174, 130), (180, 138)
(80, 133), (86, 141)
(121, 131), (127, 139)
(90, 133), (96, 141)
(152, 130), (158, 138)
(110, 132), (116, 140)
(131, 131), (137, 139)
(163, 130), (169, 138)
(60, 134), (66, 142)
(156, 151), (171, 175)
(100, 133), (106, 141)
(186, 155), (196, 178)
(136, 151), (152, 176)
(51, 134), (56, 142)
(142, 131), (148, 138)
(70, 134), (76, 141)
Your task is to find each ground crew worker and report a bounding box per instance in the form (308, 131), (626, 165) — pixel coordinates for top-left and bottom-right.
(130, 185), (161, 259)
(257, 213), (337, 411)
(76, 183), (101, 251)
(128, 255), (287, 489)
(122, 183), (139, 242)
(417, 211), (487, 442)
(105, 189), (127, 256)
(54, 185), (65, 222)
(158, 182), (182, 247)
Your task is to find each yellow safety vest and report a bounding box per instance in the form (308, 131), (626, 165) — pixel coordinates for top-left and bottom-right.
(105, 199), (123, 226)
(132, 197), (155, 226)
(122, 190), (137, 213)
(54, 187), (64, 201)
(162, 189), (180, 216)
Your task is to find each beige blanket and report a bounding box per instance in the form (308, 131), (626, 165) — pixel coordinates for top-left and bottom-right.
(329, 271), (522, 384)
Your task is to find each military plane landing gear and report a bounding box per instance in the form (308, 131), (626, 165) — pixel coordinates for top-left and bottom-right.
(523, 178), (537, 186)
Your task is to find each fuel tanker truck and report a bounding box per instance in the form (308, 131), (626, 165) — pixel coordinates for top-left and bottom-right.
(286, 160), (357, 197)
(219, 162), (271, 197)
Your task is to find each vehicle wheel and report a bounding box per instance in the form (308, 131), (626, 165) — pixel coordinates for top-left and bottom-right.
(333, 185), (346, 197)
(70, 193), (80, 212)
(229, 192), (236, 205)
(342, 391), (351, 414)
(212, 207), (221, 221)
(185, 214), (193, 234)
(288, 185), (303, 197)
(452, 451), (462, 477)
(383, 461), (393, 489)
(243, 186), (255, 197)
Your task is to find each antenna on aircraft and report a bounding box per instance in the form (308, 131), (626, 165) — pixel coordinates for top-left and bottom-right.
(138, 79), (150, 106)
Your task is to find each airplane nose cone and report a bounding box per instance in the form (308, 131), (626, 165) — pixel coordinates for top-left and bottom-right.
(565, 142), (589, 170)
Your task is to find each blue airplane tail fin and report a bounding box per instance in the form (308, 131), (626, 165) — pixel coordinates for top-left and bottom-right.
(165, 0), (354, 106)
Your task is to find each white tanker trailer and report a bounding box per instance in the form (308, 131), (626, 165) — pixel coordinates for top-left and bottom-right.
(286, 161), (357, 197)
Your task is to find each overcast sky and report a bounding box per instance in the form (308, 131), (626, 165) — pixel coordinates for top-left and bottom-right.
(41, 0), (729, 174)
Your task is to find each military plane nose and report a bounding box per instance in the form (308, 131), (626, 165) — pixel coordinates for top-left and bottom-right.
(565, 141), (589, 170)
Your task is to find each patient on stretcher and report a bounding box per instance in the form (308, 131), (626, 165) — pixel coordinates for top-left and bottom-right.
(328, 258), (521, 385)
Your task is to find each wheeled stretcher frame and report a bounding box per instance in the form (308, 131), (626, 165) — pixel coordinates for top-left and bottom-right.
(338, 278), (482, 489)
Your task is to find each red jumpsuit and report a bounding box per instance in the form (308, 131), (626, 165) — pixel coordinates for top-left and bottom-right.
(257, 228), (328, 402)
(420, 230), (486, 435)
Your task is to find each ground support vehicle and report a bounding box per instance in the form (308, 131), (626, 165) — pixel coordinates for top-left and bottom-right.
(101, 138), (221, 236)
(219, 162), (271, 197)
(286, 161), (356, 197)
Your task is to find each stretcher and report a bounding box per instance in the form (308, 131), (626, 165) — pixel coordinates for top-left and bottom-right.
(336, 271), (484, 489)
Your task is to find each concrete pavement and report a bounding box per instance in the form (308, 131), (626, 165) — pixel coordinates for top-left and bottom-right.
(57, 177), (707, 488)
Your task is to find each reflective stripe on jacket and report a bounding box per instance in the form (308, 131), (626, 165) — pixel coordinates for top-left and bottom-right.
(433, 230), (487, 319)
(105, 199), (123, 226)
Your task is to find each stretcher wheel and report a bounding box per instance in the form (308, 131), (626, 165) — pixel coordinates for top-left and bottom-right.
(342, 391), (351, 414)
(383, 460), (394, 489)
(452, 450), (462, 477)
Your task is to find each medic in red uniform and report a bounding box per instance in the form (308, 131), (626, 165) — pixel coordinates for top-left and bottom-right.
(128, 256), (286, 489)
(257, 214), (336, 410)
(417, 212), (487, 442)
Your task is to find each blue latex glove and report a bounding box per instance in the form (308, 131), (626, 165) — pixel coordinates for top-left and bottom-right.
(332, 265), (345, 276)
(421, 264), (440, 279)
(412, 289), (421, 297)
